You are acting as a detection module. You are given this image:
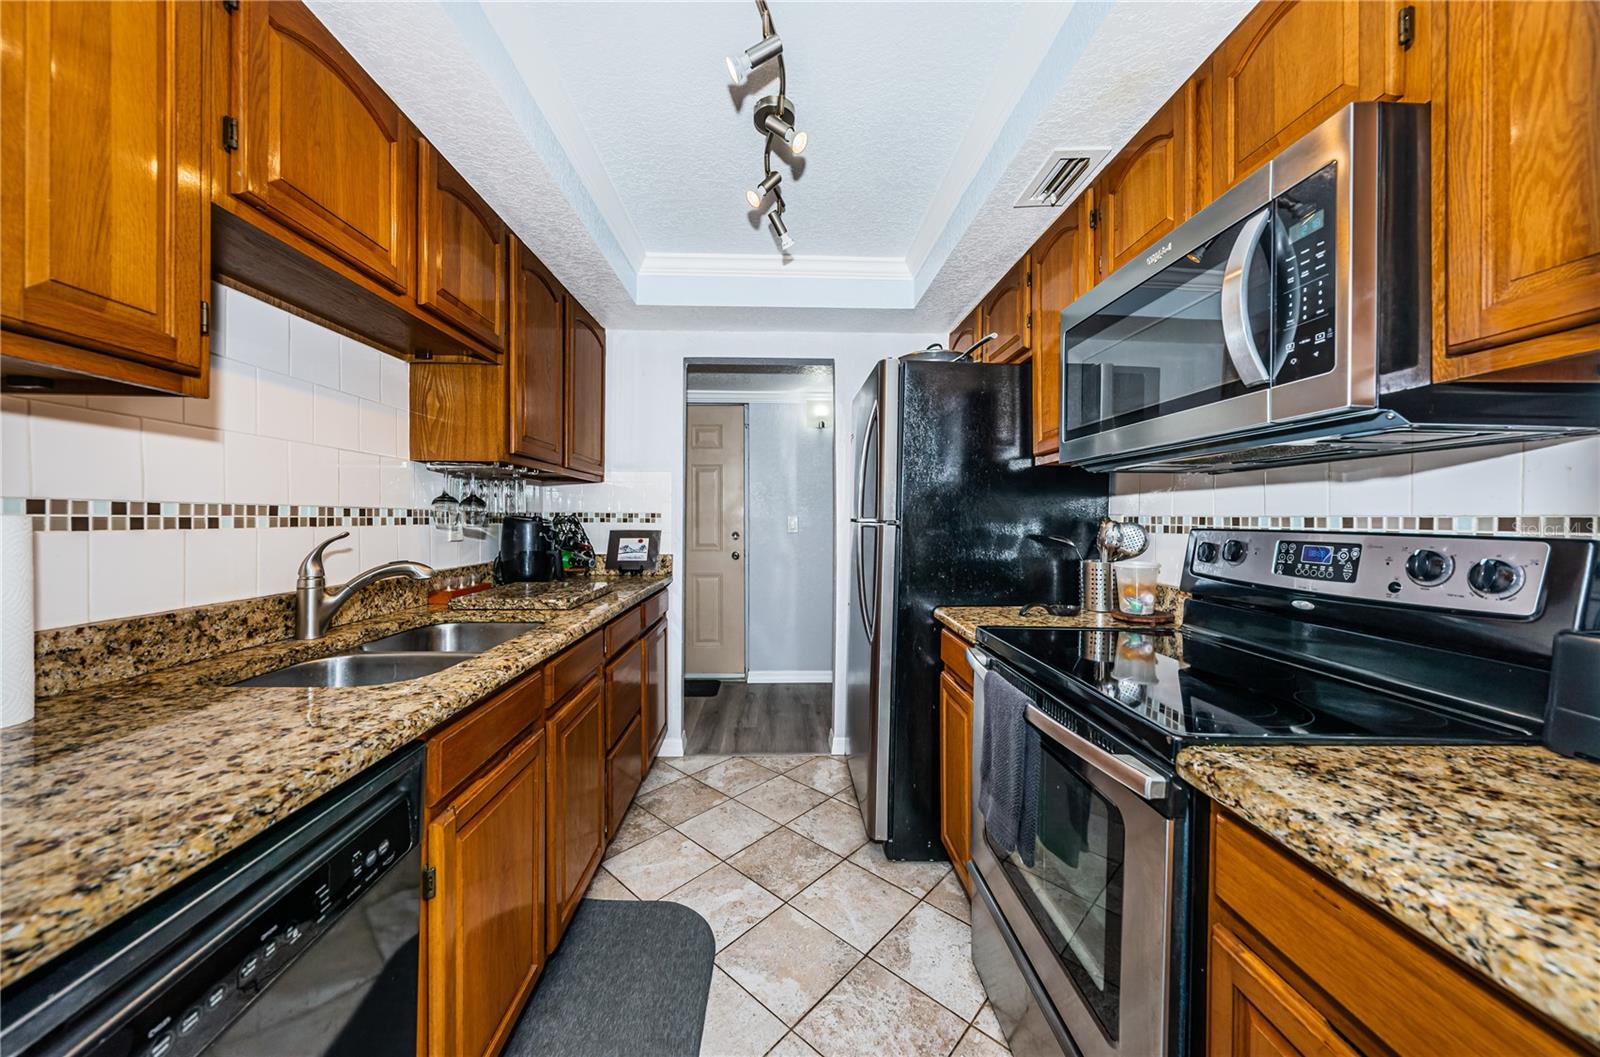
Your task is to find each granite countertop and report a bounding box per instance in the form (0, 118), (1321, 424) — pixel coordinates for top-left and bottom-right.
(450, 578), (619, 611)
(0, 577), (669, 988)
(934, 592), (1184, 642)
(1179, 744), (1600, 1047)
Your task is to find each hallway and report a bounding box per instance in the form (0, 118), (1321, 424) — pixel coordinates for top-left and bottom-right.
(682, 683), (832, 755)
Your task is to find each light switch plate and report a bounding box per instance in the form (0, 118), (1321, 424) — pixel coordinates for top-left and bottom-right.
(787, 515), (799, 533)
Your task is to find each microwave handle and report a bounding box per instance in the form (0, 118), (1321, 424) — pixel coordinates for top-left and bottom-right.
(1220, 207), (1272, 388)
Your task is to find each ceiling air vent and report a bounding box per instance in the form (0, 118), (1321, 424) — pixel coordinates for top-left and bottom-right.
(1014, 149), (1107, 208)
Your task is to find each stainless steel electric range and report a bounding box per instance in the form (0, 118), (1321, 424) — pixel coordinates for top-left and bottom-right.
(964, 528), (1598, 1057)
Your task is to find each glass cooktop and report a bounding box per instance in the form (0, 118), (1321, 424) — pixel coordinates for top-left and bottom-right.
(975, 625), (1540, 759)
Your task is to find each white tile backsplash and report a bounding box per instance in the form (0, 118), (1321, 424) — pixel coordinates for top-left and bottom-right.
(1328, 453), (1412, 516)
(287, 315), (342, 387)
(1523, 436), (1600, 516)
(0, 287), (495, 629)
(30, 404), (144, 500)
(88, 530), (184, 622)
(1411, 442), (1523, 515)
(143, 421), (224, 502)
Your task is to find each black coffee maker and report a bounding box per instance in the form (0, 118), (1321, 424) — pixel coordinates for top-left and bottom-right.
(496, 515), (563, 582)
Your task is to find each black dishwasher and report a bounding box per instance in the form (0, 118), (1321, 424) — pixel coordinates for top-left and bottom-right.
(1, 746), (424, 1057)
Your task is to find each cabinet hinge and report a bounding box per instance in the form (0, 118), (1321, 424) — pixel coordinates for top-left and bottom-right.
(200, 300), (210, 336)
(221, 116), (239, 153)
(1397, 5), (1415, 49)
(1088, 208), (1099, 230)
(221, 0), (239, 11)
(1025, 269), (1033, 289)
(422, 866), (437, 900)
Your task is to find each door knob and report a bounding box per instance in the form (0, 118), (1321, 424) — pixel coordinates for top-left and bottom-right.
(731, 530), (740, 540)
(731, 551), (741, 560)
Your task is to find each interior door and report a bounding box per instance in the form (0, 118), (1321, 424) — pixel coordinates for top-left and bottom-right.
(684, 404), (747, 678)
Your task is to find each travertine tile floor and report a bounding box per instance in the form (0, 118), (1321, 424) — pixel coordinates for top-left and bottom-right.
(586, 753), (1013, 1057)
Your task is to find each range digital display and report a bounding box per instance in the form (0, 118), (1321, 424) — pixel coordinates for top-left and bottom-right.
(1273, 539), (1361, 583)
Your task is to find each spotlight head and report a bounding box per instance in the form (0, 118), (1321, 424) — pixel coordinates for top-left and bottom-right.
(725, 33), (782, 86)
(768, 211), (794, 252)
(745, 171), (782, 209)
(753, 96), (809, 155)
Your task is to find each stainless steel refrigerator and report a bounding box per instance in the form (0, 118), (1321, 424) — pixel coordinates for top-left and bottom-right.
(847, 356), (1107, 859)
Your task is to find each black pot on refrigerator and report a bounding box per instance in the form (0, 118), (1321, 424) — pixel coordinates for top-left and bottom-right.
(496, 515), (563, 582)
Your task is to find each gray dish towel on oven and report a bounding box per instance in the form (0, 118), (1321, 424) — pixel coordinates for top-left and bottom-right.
(978, 666), (1040, 867)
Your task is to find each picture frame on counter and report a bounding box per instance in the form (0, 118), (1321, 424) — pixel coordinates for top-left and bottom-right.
(606, 529), (660, 574)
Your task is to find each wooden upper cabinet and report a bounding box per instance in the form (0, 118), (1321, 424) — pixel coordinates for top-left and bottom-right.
(1, 0), (209, 393)
(1210, 0), (1406, 195)
(949, 305), (983, 358)
(510, 241), (567, 468)
(229, 0), (414, 293)
(426, 728), (546, 1057)
(546, 675), (606, 950)
(1439, 0), (1600, 377)
(564, 300), (606, 480)
(980, 257), (1032, 365)
(1030, 195), (1094, 459)
(418, 141), (509, 354)
(1094, 83), (1200, 279)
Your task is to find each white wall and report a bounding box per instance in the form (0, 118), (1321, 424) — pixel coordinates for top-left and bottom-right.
(744, 400), (834, 679)
(1, 286), (496, 628)
(603, 330), (940, 757)
(1108, 439), (1600, 586)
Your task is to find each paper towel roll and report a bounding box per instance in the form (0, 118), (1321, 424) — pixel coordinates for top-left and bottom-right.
(2, 515), (35, 727)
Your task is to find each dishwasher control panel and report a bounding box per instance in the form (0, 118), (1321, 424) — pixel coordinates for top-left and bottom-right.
(88, 798), (415, 1057)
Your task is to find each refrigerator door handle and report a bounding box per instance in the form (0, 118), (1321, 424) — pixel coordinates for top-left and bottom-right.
(854, 523), (872, 639)
(855, 402), (879, 520)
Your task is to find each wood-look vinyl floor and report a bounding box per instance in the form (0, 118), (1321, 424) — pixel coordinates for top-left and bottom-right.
(681, 682), (833, 755)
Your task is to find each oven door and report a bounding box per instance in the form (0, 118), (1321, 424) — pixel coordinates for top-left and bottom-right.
(970, 662), (1177, 1057)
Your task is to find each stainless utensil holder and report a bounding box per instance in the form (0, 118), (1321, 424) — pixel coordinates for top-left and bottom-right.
(1085, 559), (1115, 613)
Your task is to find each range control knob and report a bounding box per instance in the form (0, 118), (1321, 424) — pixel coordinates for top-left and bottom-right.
(1196, 541), (1220, 564)
(1221, 539), (1249, 564)
(1404, 549), (1454, 585)
(1467, 558), (1524, 598)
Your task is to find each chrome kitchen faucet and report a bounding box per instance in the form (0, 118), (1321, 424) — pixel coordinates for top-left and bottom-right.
(295, 532), (433, 640)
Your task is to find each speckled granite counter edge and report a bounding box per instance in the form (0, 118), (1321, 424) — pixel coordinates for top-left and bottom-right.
(1178, 745), (1600, 1048)
(0, 578), (668, 987)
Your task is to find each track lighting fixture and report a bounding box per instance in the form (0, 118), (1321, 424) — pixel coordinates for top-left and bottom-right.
(746, 171), (782, 209)
(768, 211), (794, 252)
(729, 1), (807, 253)
(725, 33), (782, 87)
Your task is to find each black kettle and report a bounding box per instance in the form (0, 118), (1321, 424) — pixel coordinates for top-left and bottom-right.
(496, 515), (562, 582)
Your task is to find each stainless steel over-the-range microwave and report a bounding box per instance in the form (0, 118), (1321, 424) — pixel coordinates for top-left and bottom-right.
(1057, 102), (1598, 474)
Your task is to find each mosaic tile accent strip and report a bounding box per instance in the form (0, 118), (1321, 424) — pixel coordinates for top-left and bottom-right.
(1, 498), (667, 532)
(1137, 513), (1597, 538)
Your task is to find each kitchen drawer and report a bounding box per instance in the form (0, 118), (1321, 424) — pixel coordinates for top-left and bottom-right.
(643, 590), (666, 629)
(940, 630), (974, 690)
(606, 713), (643, 839)
(426, 668), (542, 805)
(549, 631), (603, 708)
(605, 637), (644, 750)
(605, 606), (645, 657)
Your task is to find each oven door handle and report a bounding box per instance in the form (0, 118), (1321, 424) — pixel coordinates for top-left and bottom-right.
(1220, 207), (1272, 389)
(1026, 703), (1170, 802)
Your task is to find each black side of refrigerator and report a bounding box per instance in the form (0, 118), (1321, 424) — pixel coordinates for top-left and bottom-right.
(883, 360), (1108, 861)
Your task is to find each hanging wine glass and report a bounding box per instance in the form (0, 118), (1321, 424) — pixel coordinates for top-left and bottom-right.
(431, 481), (459, 534)
(461, 473), (488, 528)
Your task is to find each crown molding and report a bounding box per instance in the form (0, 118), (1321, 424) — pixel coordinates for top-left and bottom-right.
(637, 252), (913, 310)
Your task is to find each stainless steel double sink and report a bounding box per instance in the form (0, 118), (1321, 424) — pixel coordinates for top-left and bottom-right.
(234, 622), (540, 688)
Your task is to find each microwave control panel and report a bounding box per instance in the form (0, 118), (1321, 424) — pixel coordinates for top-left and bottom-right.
(1273, 162), (1339, 386)
(1188, 529), (1551, 618)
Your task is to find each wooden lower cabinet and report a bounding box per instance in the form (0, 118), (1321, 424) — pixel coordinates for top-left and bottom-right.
(938, 668), (974, 895)
(643, 618), (668, 771)
(425, 727), (546, 1057)
(607, 713), (644, 838)
(546, 675), (607, 951)
(1207, 806), (1592, 1057)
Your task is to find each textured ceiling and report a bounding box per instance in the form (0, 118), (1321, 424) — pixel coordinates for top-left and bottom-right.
(687, 363), (834, 394)
(310, 0), (1250, 332)
(484, 3), (1026, 258)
